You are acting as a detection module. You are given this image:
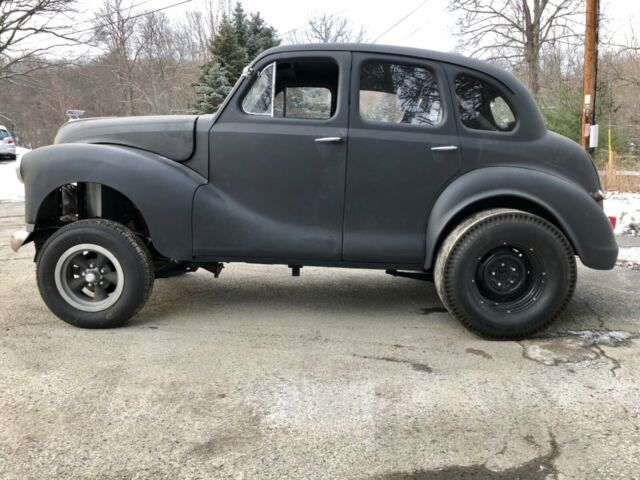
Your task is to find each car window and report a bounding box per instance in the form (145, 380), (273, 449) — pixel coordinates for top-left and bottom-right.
(242, 62), (275, 115)
(0, 129), (8, 139)
(454, 75), (516, 132)
(274, 87), (332, 120)
(359, 60), (443, 126)
(242, 59), (338, 120)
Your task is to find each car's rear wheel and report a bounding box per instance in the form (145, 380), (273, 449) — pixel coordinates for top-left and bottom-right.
(37, 219), (154, 328)
(434, 209), (577, 339)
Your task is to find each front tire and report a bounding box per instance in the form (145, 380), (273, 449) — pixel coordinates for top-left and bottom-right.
(37, 219), (154, 328)
(434, 209), (577, 339)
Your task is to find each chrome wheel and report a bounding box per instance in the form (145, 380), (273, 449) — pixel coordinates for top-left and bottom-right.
(54, 243), (124, 312)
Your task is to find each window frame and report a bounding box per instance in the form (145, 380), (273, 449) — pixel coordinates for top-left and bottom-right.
(350, 54), (451, 133)
(239, 57), (340, 123)
(241, 61), (276, 117)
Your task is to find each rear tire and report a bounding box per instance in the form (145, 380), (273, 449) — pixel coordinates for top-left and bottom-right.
(434, 209), (576, 339)
(37, 219), (154, 328)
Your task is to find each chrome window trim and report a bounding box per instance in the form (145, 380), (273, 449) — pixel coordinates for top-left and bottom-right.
(242, 61), (276, 117)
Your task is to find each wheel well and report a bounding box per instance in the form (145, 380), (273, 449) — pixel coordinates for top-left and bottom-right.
(430, 195), (577, 267)
(34, 182), (150, 238)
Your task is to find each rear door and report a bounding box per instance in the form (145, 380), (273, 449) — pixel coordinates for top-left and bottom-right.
(343, 53), (461, 265)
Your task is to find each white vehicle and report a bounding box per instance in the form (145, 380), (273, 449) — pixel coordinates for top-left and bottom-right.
(0, 125), (16, 160)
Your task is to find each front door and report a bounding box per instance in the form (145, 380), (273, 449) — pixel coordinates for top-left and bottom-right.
(193, 52), (350, 261)
(343, 53), (461, 265)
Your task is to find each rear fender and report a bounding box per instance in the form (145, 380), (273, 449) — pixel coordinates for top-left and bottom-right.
(425, 167), (618, 270)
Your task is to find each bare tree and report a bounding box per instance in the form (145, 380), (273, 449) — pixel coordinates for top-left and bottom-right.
(289, 14), (366, 44)
(448, 0), (582, 95)
(94, 0), (142, 115)
(0, 0), (79, 80)
(182, 0), (226, 64)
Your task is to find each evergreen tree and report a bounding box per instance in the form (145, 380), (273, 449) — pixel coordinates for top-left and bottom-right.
(232, 3), (248, 50)
(244, 12), (280, 60)
(210, 15), (247, 82)
(194, 2), (280, 114)
(194, 61), (232, 114)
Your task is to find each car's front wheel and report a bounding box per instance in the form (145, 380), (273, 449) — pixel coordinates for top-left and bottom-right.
(37, 219), (154, 328)
(434, 209), (577, 339)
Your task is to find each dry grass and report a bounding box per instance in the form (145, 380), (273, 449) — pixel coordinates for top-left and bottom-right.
(599, 160), (640, 192)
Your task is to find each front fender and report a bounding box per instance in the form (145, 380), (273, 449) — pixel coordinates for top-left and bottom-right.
(21, 143), (207, 260)
(425, 167), (618, 270)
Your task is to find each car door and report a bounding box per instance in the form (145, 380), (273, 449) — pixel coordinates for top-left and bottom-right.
(342, 52), (461, 265)
(192, 51), (350, 261)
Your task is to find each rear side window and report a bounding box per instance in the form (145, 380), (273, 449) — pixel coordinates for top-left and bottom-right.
(359, 60), (443, 126)
(0, 130), (8, 139)
(454, 75), (516, 132)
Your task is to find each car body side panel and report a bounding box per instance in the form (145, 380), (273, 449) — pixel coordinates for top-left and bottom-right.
(21, 143), (206, 260)
(424, 167), (618, 270)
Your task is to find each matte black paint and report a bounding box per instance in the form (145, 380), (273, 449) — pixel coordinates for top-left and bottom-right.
(21, 144), (206, 259)
(54, 115), (198, 162)
(19, 43), (618, 270)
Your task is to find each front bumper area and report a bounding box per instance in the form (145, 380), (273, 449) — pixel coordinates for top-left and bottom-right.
(10, 225), (34, 252)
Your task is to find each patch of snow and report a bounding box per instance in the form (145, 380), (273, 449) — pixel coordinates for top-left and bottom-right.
(604, 191), (640, 236)
(0, 147), (29, 202)
(617, 247), (640, 271)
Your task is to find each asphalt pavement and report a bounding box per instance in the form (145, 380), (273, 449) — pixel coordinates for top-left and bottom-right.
(1, 201), (640, 479)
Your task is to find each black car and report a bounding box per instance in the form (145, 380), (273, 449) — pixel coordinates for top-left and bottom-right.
(11, 44), (618, 339)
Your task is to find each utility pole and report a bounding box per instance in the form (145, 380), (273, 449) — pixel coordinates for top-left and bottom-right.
(580, 0), (599, 151)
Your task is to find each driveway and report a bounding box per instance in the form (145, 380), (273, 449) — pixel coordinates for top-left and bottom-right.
(1, 201), (640, 479)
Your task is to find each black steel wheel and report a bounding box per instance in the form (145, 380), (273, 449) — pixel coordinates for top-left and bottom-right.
(37, 219), (154, 328)
(434, 209), (576, 339)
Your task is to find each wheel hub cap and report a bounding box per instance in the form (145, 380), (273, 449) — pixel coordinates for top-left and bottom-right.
(476, 246), (533, 303)
(84, 271), (99, 284)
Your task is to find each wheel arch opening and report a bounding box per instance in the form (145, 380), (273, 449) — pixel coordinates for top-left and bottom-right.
(34, 182), (150, 239)
(429, 194), (578, 269)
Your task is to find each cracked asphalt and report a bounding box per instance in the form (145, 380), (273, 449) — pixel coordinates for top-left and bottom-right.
(2, 200), (640, 479)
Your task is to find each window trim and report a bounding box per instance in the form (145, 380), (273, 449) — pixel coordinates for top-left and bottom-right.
(357, 58), (445, 129)
(240, 58), (340, 123)
(241, 61), (276, 117)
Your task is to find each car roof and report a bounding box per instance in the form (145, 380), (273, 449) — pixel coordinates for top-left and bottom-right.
(254, 43), (521, 91)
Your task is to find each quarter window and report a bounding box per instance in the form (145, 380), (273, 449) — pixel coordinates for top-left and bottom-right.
(242, 62), (275, 115)
(454, 75), (516, 132)
(359, 60), (443, 126)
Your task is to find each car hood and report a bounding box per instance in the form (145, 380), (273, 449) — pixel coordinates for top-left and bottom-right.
(54, 115), (199, 162)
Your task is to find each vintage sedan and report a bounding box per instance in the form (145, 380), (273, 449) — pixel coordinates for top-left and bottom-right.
(11, 44), (617, 339)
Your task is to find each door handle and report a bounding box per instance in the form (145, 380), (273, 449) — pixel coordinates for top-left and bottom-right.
(314, 137), (343, 144)
(430, 145), (459, 152)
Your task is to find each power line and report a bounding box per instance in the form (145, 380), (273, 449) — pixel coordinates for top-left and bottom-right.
(72, 0), (194, 37)
(14, 0), (170, 48)
(373, 0), (429, 43)
(276, 9), (348, 39)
